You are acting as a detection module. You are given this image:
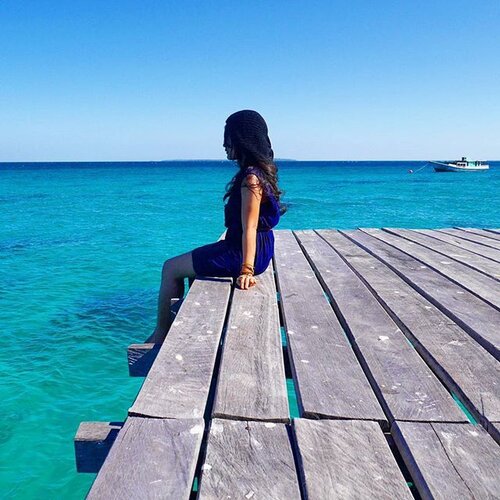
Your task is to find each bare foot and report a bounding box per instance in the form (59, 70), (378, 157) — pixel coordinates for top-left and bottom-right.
(146, 306), (178, 344)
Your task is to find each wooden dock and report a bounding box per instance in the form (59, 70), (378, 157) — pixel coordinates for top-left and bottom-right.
(75, 227), (500, 499)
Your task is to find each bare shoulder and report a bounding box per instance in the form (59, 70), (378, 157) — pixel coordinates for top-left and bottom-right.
(241, 173), (263, 204)
(241, 173), (261, 188)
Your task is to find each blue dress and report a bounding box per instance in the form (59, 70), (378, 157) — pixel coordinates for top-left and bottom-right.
(192, 166), (280, 278)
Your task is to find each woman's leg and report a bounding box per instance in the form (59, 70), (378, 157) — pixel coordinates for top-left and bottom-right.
(149, 250), (196, 343)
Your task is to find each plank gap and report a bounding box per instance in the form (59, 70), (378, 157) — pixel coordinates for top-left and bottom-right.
(272, 256), (297, 421)
(369, 229), (500, 312)
(277, 292), (285, 328)
(189, 425), (210, 500)
(451, 393), (478, 425)
(203, 281), (236, 422)
(418, 229), (500, 263)
(287, 379), (300, 419)
(384, 431), (422, 500)
(187, 281), (236, 499)
(382, 228), (500, 282)
(280, 325), (287, 347)
(444, 228), (500, 250)
(190, 476), (198, 498)
(358, 229), (500, 357)
(283, 346), (292, 378)
(292, 231), (353, 349)
(285, 422), (309, 500)
(315, 230), (484, 428)
(293, 230), (393, 428)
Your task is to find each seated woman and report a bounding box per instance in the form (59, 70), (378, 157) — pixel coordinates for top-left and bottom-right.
(150, 109), (286, 343)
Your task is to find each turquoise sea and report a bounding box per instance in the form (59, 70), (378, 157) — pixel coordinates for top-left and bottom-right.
(1, 160), (499, 498)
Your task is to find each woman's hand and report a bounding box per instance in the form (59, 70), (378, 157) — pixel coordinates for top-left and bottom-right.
(236, 273), (257, 290)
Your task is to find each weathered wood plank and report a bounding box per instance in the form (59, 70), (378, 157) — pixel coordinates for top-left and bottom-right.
(128, 298), (184, 376)
(87, 417), (204, 500)
(351, 229), (500, 359)
(274, 230), (385, 422)
(392, 421), (500, 500)
(359, 228), (500, 309)
(295, 230), (465, 422)
(128, 276), (232, 419)
(317, 230), (500, 433)
(384, 228), (500, 280)
(74, 422), (122, 473)
(418, 229), (500, 262)
(441, 228), (500, 251)
(459, 227), (500, 243)
(198, 419), (301, 500)
(212, 261), (289, 422)
(294, 418), (412, 499)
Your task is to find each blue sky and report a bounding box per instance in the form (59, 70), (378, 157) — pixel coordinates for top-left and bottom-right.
(1, 0), (499, 161)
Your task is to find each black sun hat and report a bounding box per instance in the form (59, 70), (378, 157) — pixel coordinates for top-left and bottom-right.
(224, 110), (274, 163)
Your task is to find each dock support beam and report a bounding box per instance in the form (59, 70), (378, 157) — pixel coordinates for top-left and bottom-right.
(74, 422), (123, 473)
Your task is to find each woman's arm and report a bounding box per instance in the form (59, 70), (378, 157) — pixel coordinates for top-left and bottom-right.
(239, 173), (263, 289)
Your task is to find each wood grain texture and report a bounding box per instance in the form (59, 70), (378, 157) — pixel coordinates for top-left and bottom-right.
(384, 228), (500, 280)
(198, 419), (301, 500)
(352, 229), (500, 359)
(294, 418), (412, 500)
(392, 421), (500, 500)
(418, 229), (500, 263)
(317, 230), (500, 431)
(458, 228), (500, 243)
(358, 228), (500, 309)
(128, 276), (232, 419)
(274, 230), (385, 422)
(74, 422), (122, 473)
(212, 261), (289, 422)
(87, 417), (204, 500)
(484, 229), (500, 236)
(444, 228), (500, 250)
(295, 230), (465, 423)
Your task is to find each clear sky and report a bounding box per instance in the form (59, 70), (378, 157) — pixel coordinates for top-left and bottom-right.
(1, 0), (499, 161)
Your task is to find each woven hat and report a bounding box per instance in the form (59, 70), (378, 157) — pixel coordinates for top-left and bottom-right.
(224, 110), (274, 163)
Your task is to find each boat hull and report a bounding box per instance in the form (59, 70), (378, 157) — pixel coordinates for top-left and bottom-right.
(431, 161), (489, 172)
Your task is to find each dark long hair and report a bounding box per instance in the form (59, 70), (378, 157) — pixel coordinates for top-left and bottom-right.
(223, 151), (288, 216)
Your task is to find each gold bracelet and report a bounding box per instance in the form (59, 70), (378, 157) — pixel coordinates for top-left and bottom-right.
(239, 271), (254, 278)
(239, 268), (254, 275)
(240, 263), (255, 272)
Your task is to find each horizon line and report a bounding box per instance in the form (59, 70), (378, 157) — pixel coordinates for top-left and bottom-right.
(2, 158), (498, 164)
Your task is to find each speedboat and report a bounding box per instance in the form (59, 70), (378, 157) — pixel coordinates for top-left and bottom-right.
(431, 157), (489, 172)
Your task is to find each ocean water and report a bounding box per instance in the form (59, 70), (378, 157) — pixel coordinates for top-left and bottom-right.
(1, 160), (499, 498)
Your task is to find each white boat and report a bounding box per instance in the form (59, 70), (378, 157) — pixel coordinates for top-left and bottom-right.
(431, 157), (489, 172)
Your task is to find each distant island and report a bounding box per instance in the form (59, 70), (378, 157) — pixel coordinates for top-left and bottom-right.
(159, 158), (297, 162)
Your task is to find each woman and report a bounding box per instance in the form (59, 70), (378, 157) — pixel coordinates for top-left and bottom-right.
(150, 109), (286, 343)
